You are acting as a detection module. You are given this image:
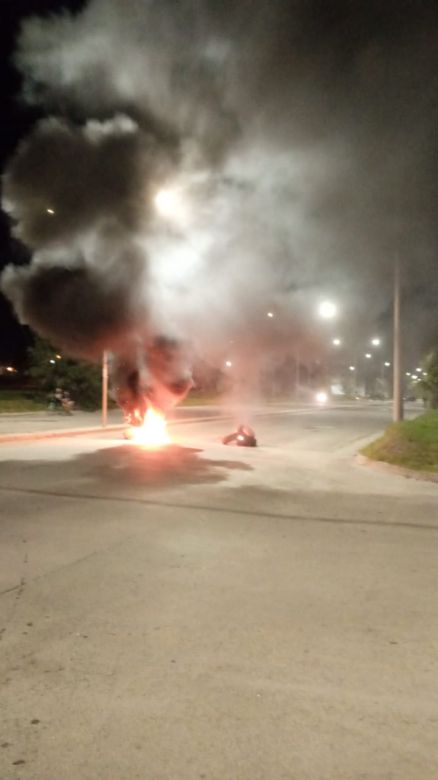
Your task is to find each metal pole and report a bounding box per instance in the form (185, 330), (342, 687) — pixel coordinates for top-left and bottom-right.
(295, 348), (300, 399)
(102, 350), (108, 427)
(393, 258), (403, 422)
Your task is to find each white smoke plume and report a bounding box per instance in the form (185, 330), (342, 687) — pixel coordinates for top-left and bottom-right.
(2, 0), (438, 406)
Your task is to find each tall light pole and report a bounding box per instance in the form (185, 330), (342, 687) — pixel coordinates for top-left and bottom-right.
(316, 300), (338, 389)
(295, 347), (300, 397)
(393, 258), (403, 422)
(102, 350), (109, 427)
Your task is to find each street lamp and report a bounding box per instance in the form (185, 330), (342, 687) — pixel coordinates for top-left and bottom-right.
(225, 360), (233, 368)
(365, 353), (372, 359)
(349, 366), (355, 371)
(332, 338), (341, 346)
(371, 337), (381, 347)
(384, 361), (391, 367)
(267, 312), (274, 318)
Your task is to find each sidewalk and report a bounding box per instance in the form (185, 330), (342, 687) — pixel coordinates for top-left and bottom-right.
(0, 405), (232, 443)
(0, 409), (123, 437)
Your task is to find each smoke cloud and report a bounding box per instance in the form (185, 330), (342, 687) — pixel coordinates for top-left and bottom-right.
(2, 0), (438, 406)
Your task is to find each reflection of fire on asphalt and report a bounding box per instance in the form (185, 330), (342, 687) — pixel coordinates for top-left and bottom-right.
(124, 406), (170, 447)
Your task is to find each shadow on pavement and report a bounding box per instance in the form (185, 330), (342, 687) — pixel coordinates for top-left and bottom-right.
(78, 444), (253, 487)
(0, 444), (253, 491)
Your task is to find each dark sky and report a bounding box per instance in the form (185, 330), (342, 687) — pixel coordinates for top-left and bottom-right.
(1, 0), (437, 368)
(0, 0), (85, 363)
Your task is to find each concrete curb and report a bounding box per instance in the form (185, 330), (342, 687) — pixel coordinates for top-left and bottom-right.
(356, 453), (438, 484)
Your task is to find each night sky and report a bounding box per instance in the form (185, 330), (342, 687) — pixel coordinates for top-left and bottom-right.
(0, 0), (85, 363)
(1, 0), (437, 368)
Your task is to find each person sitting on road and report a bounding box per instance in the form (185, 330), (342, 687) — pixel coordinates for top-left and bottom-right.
(223, 425), (257, 447)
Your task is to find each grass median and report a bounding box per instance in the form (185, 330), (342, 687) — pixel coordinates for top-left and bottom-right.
(0, 390), (47, 413)
(361, 411), (438, 472)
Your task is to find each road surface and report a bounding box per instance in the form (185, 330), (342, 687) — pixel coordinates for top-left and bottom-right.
(1, 403), (437, 779)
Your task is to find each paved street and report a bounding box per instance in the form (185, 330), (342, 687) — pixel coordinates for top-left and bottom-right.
(1, 403), (437, 779)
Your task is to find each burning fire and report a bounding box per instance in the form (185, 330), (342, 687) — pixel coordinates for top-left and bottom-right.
(129, 407), (170, 447)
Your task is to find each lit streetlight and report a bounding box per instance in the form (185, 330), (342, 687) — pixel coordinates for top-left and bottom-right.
(365, 353), (372, 359)
(46, 208), (55, 215)
(225, 360), (233, 368)
(332, 338), (341, 346)
(349, 366), (355, 371)
(384, 361), (391, 367)
(371, 337), (381, 347)
(267, 312), (274, 318)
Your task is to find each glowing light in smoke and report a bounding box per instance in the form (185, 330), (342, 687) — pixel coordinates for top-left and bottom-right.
(349, 366), (355, 371)
(371, 338), (381, 346)
(225, 360), (233, 367)
(46, 208), (55, 215)
(315, 391), (328, 404)
(332, 338), (341, 346)
(365, 353), (372, 359)
(130, 407), (170, 447)
(318, 301), (337, 319)
(267, 311), (274, 318)
(154, 188), (183, 219)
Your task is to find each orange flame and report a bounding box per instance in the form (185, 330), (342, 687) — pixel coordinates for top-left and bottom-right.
(130, 407), (170, 447)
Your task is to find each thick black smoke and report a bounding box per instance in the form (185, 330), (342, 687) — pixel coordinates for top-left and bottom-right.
(2, 0), (438, 409)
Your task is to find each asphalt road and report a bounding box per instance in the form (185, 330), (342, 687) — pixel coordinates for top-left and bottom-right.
(1, 403), (437, 779)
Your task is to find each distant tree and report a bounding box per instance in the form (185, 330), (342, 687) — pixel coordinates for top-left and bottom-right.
(418, 349), (438, 409)
(28, 336), (102, 410)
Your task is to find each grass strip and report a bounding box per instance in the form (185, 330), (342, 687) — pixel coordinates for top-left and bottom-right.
(361, 411), (438, 472)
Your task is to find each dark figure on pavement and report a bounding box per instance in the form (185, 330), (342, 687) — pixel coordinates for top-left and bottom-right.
(223, 425), (257, 447)
(48, 387), (74, 413)
(61, 390), (74, 414)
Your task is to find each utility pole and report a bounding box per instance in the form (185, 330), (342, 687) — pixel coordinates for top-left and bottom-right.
(393, 257), (403, 422)
(295, 347), (300, 399)
(102, 350), (108, 427)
